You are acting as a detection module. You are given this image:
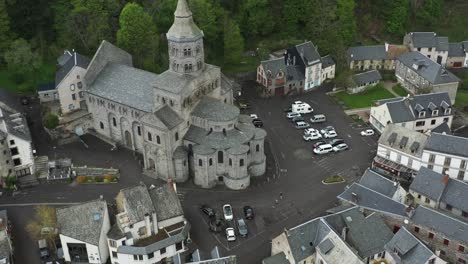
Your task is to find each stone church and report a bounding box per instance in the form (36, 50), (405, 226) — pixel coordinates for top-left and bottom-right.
(82, 0), (266, 190)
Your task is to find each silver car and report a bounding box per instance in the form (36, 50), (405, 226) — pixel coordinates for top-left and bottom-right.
(237, 218), (248, 237)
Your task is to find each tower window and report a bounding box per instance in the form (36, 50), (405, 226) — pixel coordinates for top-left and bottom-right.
(189, 64), (193, 72)
(218, 151), (223, 163)
(175, 132), (179, 141)
(148, 132), (152, 141)
(156, 136), (161, 144)
(199, 159), (202, 166)
(240, 159), (244, 166)
(100, 122), (104, 129)
(112, 117), (117, 127)
(209, 158), (213, 166)
(184, 64), (189, 72)
(229, 158), (232, 166)
(256, 144), (260, 152)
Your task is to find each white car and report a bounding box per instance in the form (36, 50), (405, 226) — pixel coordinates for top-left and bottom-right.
(304, 128), (319, 135)
(360, 129), (375, 136)
(332, 143), (349, 152)
(303, 133), (322, 141)
(320, 126), (335, 134)
(324, 130), (338, 138)
(226, 227), (236, 241)
(250, 114), (258, 119)
(313, 144), (333, 155)
(223, 204), (233, 221)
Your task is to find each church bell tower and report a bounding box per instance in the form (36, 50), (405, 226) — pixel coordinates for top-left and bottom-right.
(166, 0), (205, 74)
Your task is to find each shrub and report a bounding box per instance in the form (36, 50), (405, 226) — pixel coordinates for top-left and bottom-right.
(95, 176), (104, 182)
(323, 175), (345, 184)
(44, 113), (59, 129)
(104, 174), (114, 181)
(103, 179), (110, 183)
(75, 176), (87, 184)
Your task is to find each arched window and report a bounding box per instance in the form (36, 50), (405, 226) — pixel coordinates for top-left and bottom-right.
(184, 64), (189, 72)
(199, 159), (203, 166)
(256, 144), (260, 152)
(229, 158), (232, 166)
(240, 159), (244, 167)
(137, 126), (141, 136)
(218, 151), (223, 163)
(175, 132), (179, 141)
(222, 128), (226, 135)
(100, 122), (104, 129)
(148, 132), (152, 141)
(112, 117), (117, 127)
(170, 100), (174, 107)
(209, 158), (213, 166)
(156, 136), (160, 144)
(162, 97), (166, 104)
(188, 48), (192, 56)
(188, 64), (193, 72)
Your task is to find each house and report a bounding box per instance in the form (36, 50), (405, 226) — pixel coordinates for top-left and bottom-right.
(347, 43), (409, 71)
(369, 92), (453, 133)
(37, 82), (58, 103)
(256, 41), (335, 96)
(409, 167), (468, 220)
(403, 32), (449, 66)
(0, 210), (13, 264)
(347, 70), (382, 94)
(55, 50), (90, 115)
(0, 102), (34, 180)
(262, 252), (289, 264)
(57, 199), (111, 264)
(422, 132), (468, 181)
(107, 183), (190, 264)
(173, 246), (236, 264)
(395, 52), (459, 103)
(384, 227), (446, 264)
(447, 41), (468, 68)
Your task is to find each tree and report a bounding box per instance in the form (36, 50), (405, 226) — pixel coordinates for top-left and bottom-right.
(3, 38), (41, 78)
(336, 0), (357, 45)
(417, 0), (443, 26)
(153, 0), (177, 34)
(386, 0), (409, 35)
(223, 17), (244, 65)
(240, 0), (274, 37)
(26, 206), (58, 251)
(0, 0), (13, 54)
(117, 3), (158, 69)
(44, 113), (59, 129)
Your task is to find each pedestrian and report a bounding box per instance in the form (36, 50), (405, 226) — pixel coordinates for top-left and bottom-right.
(279, 192), (283, 200)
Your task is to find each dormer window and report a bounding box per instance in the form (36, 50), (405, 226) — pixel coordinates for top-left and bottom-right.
(418, 111), (425, 118)
(432, 110), (438, 116)
(445, 108), (451, 115)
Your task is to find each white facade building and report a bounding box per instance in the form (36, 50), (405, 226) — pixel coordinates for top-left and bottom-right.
(403, 32), (449, 66)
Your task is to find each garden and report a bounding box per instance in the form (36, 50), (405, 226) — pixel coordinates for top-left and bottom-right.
(75, 174), (118, 184)
(73, 167), (120, 184)
(332, 83), (395, 109)
(322, 175), (345, 184)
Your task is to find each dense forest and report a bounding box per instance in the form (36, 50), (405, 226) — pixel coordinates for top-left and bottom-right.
(0, 0), (466, 94)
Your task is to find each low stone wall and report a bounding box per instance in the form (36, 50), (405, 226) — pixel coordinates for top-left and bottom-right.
(73, 166), (120, 178)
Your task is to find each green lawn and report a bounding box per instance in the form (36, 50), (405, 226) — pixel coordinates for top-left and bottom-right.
(334, 84), (395, 109)
(392, 84), (408, 97)
(222, 56), (260, 75)
(455, 91), (468, 111)
(0, 62), (55, 95)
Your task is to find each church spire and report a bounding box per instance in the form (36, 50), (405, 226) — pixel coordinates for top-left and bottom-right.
(174, 0), (192, 18)
(167, 0), (203, 41)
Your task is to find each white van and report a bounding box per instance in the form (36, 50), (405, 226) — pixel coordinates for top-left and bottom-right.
(295, 121), (310, 129)
(286, 112), (301, 119)
(292, 103), (313, 114)
(313, 144), (333, 154)
(310, 114), (326, 123)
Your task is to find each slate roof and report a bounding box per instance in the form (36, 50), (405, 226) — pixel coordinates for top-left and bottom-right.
(286, 65), (305, 81)
(321, 55), (335, 69)
(442, 178), (468, 213)
(449, 42), (466, 57)
(87, 63), (159, 112)
(57, 50), (73, 66)
(359, 169), (398, 198)
(425, 132), (468, 157)
(295, 42), (321, 65)
(410, 167), (446, 202)
(378, 124), (428, 157)
(351, 70), (382, 86)
(148, 184), (184, 222)
(347, 45), (387, 61)
(107, 224), (124, 240)
(410, 205), (468, 244)
(384, 227), (435, 264)
(37, 82), (55, 92)
(430, 122), (451, 134)
(57, 200), (108, 245)
(0, 102), (32, 142)
(167, 0), (203, 41)
(408, 32), (449, 51)
(192, 97), (240, 122)
(436, 37), (449, 51)
(338, 183), (408, 217)
(397, 51), (459, 84)
(260, 57), (286, 78)
(285, 218), (324, 262)
(55, 52), (90, 87)
(154, 105), (183, 129)
(262, 252), (289, 264)
(120, 185), (155, 224)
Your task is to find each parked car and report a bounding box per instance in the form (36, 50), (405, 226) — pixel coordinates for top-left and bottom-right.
(304, 128), (319, 135)
(291, 116), (305, 123)
(324, 130), (338, 138)
(313, 144), (333, 155)
(332, 143), (349, 152)
(286, 112), (301, 119)
(310, 114), (326, 123)
(226, 227), (236, 241)
(237, 218), (248, 237)
(328, 139), (345, 147)
(209, 217), (225, 233)
(320, 126), (335, 134)
(250, 114), (258, 119)
(223, 204), (233, 221)
(312, 141), (327, 149)
(38, 239), (50, 260)
(360, 129), (375, 136)
(295, 121), (310, 129)
(292, 102), (313, 114)
(243, 206), (254, 220)
(252, 119), (263, 128)
(200, 205), (215, 218)
(303, 133), (322, 141)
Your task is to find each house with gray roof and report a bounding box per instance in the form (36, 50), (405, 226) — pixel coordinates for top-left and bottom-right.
(256, 41), (335, 96)
(109, 183), (190, 264)
(347, 70), (382, 94)
(370, 92), (453, 133)
(57, 199), (111, 264)
(80, 0), (266, 190)
(395, 52), (459, 103)
(0, 101), (34, 181)
(0, 210), (12, 264)
(403, 32), (449, 66)
(347, 43), (409, 71)
(447, 41), (468, 68)
(54, 50), (90, 114)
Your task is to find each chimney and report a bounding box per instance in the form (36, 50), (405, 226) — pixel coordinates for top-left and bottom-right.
(152, 211), (158, 234)
(284, 51), (288, 65)
(293, 56), (296, 65)
(406, 206), (415, 218)
(144, 213), (152, 237)
(442, 174), (449, 185)
(385, 42), (389, 52)
(351, 192), (359, 203)
(341, 227), (348, 241)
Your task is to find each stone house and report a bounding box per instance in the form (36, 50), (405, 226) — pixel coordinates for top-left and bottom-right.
(403, 32), (449, 66)
(347, 43), (409, 71)
(395, 52), (459, 103)
(55, 50), (90, 115)
(256, 41), (335, 96)
(347, 70), (382, 94)
(447, 41), (468, 68)
(108, 184), (190, 264)
(37, 82), (58, 103)
(80, 0), (266, 190)
(57, 199), (111, 264)
(369, 92), (453, 133)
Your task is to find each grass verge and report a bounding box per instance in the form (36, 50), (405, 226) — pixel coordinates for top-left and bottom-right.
(392, 84), (408, 97)
(323, 175), (345, 184)
(333, 84), (394, 109)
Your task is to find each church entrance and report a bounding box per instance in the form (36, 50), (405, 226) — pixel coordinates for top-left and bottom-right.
(148, 158), (156, 170)
(124, 131), (132, 148)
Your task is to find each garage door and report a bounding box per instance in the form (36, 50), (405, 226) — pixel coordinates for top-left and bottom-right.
(454, 62), (462, 67)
